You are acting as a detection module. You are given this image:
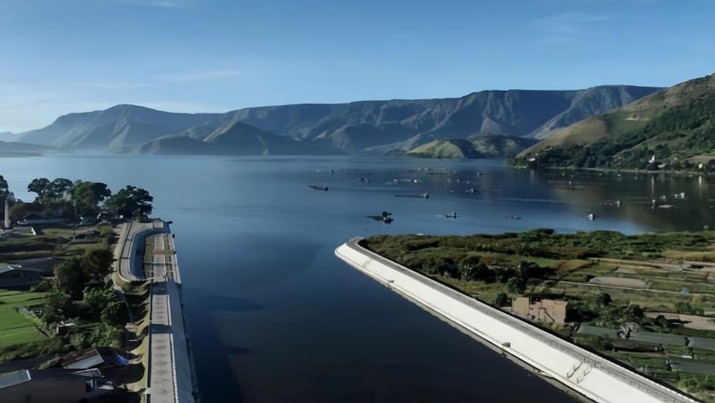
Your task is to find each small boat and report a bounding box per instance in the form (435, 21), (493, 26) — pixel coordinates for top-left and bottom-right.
(367, 212), (393, 224)
(394, 193), (429, 199)
(443, 212), (458, 219)
(308, 185), (329, 191)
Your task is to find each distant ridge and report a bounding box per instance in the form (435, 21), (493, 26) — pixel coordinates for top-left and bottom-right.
(16, 86), (661, 156)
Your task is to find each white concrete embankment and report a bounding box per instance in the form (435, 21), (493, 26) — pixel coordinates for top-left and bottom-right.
(117, 220), (168, 282)
(335, 238), (698, 403)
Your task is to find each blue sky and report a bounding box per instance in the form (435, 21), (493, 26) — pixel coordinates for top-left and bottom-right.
(0, 0), (713, 132)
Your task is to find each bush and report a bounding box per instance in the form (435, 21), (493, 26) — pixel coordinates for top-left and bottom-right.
(493, 292), (509, 307)
(505, 277), (526, 295)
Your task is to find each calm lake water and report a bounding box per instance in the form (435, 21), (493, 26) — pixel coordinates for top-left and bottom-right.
(3, 155), (714, 402)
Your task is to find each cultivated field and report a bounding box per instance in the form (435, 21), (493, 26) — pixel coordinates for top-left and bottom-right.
(0, 289), (47, 348)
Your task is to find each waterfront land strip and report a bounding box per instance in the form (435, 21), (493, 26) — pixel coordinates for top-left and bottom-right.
(364, 230), (715, 402)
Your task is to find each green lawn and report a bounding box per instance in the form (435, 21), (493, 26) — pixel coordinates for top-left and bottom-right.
(0, 289), (48, 348)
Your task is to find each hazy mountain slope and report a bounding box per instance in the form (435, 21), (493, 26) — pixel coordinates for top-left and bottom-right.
(514, 74), (715, 169)
(0, 140), (51, 157)
(16, 85), (660, 155)
(225, 86), (659, 152)
(138, 120), (342, 155)
(19, 104), (219, 149)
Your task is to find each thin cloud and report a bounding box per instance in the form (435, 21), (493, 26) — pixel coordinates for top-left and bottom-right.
(160, 69), (243, 83)
(534, 12), (612, 34)
(533, 12), (613, 45)
(79, 81), (155, 90)
(18, 0), (192, 8)
(105, 0), (192, 8)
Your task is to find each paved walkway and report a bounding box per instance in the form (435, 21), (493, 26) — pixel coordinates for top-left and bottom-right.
(114, 220), (195, 403)
(143, 232), (183, 284)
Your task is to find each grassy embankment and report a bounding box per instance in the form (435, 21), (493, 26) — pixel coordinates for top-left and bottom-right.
(364, 230), (715, 401)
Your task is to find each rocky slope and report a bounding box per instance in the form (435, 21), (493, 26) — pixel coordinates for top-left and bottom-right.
(16, 86), (660, 155)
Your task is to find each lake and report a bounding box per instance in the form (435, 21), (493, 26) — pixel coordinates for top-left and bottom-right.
(2, 155), (712, 402)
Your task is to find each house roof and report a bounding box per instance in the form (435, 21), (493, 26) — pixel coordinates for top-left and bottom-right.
(7, 257), (63, 272)
(61, 347), (128, 370)
(0, 368), (102, 390)
(0, 370), (30, 390)
(0, 265), (52, 276)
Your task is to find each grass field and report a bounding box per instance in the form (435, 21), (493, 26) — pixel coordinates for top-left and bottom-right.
(0, 289), (48, 348)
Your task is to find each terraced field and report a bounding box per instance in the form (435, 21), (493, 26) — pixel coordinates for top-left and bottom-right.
(0, 289), (47, 348)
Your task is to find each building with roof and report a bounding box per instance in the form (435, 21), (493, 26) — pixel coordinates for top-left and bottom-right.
(0, 264), (48, 288)
(512, 297), (568, 325)
(0, 257), (62, 288)
(0, 368), (103, 403)
(60, 347), (129, 372)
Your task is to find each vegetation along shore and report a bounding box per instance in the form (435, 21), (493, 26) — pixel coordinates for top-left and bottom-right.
(0, 174), (156, 402)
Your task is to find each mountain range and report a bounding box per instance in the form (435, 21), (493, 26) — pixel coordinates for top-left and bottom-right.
(514, 73), (715, 169)
(12, 85), (661, 157)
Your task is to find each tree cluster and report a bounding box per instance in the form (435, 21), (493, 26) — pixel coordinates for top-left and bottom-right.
(41, 249), (128, 349)
(2, 176), (154, 222)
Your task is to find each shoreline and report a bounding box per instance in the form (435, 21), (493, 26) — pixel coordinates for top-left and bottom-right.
(335, 237), (699, 403)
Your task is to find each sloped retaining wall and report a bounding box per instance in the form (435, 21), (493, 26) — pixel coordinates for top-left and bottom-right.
(335, 237), (698, 403)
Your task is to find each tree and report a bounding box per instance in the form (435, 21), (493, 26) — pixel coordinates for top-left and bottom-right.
(53, 257), (85, 299)
(53, 250), (114, 300)
(41, 288), (72, 325)
(493, 292), (509, 307)
(462, 262), (494, 282)
(0, 175), (9, 199)
(106, 185), (153, 219)
(596, 292), (612, 306)
(70, 181), (111, 215)
(81, 286), (116, 321)
(47, 178), (74, 200)
(505, 277), (526, 295)
(80, 249), (114, 285)
(27, 178), (50, 203)
(623, 304), (644, 322)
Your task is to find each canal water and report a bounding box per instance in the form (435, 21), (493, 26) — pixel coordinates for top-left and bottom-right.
(3, 155), (712, 402)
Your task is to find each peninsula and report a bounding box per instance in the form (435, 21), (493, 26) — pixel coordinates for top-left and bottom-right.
(338, 230), (715, 402)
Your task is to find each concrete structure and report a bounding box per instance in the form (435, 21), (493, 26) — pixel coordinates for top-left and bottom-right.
(3, 192), (13, 229)
(335, 237), (699, 403)
(512, 297), (568, 325)
(0, 369), (103, 403)
(116, 220), (168, 283)
(114, 220), (197, 403)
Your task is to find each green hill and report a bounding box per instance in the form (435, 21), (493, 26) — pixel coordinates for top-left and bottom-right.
(408, 136), (537, 159)
(513, 74), (715, 170)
